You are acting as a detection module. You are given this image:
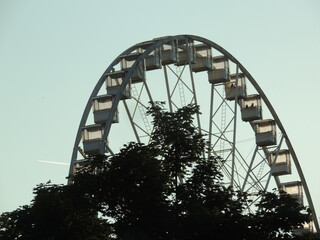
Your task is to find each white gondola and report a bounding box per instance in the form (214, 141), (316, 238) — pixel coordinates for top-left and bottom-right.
(161, 40), (178, 65)
(225, 73), (247, 100)
(137, 41), (162, 71)
(240, 94), (262, 121)
(268, 149), (291, 176)
(176, 38), (196, 66)
(281, 181), (303, 205)
(92, 95), (119, 124)
(191, 44), (213, 72)
(81, 124), (104, 154)
(105, 71), (131, 99)
(120, 53), (145, 83)
(253, 119), (277, 146)
(208, 55), (229, 84)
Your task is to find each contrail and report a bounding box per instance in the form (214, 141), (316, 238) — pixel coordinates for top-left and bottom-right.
(38, 160), (69, 166)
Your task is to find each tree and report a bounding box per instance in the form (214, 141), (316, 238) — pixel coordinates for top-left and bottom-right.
(0, 182), (111, 240)
(296, 232), (320, 240)
(0, 103), (312, 240)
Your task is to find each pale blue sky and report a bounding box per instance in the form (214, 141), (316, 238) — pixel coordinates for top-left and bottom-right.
(0, 0), (319, 223)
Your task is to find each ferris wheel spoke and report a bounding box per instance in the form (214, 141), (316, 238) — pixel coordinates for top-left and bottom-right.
(122, 100), (141, 144)
(170, 74), (194, 100)
(242, 158), (267, 192)
(167, 64), (186, 81)
(213, 87), (236, 113)
(231, 65), (240, 186)
(241, 145), (259, 192)
(208, 84), (215, 159)
(211, 117), (235, 149)
(163, 66), (173, 113)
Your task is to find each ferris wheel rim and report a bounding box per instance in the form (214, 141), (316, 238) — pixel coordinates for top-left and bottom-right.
(68, 34), (319, 232)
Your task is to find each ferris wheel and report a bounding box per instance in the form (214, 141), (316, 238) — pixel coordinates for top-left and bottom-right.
(68, 35), (319, 233)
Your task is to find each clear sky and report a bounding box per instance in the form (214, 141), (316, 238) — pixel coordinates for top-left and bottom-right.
(0, 0), (319, 223)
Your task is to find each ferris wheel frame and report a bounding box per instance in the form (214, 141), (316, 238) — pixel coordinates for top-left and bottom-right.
(68, 35), (319, 232)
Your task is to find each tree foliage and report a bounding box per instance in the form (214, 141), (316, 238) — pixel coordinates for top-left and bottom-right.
(0, 103), (313, 240)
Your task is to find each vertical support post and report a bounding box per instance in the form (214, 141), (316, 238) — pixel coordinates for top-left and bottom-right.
(231, 65), (239, 187)
(163, 65), (173, 113)
(186, 39), (206, 163)
(186, 41), (202, 134)
(208, 84), (215, 159)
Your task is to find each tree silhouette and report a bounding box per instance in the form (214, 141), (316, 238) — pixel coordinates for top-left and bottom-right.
(0, 103), (312, 240)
